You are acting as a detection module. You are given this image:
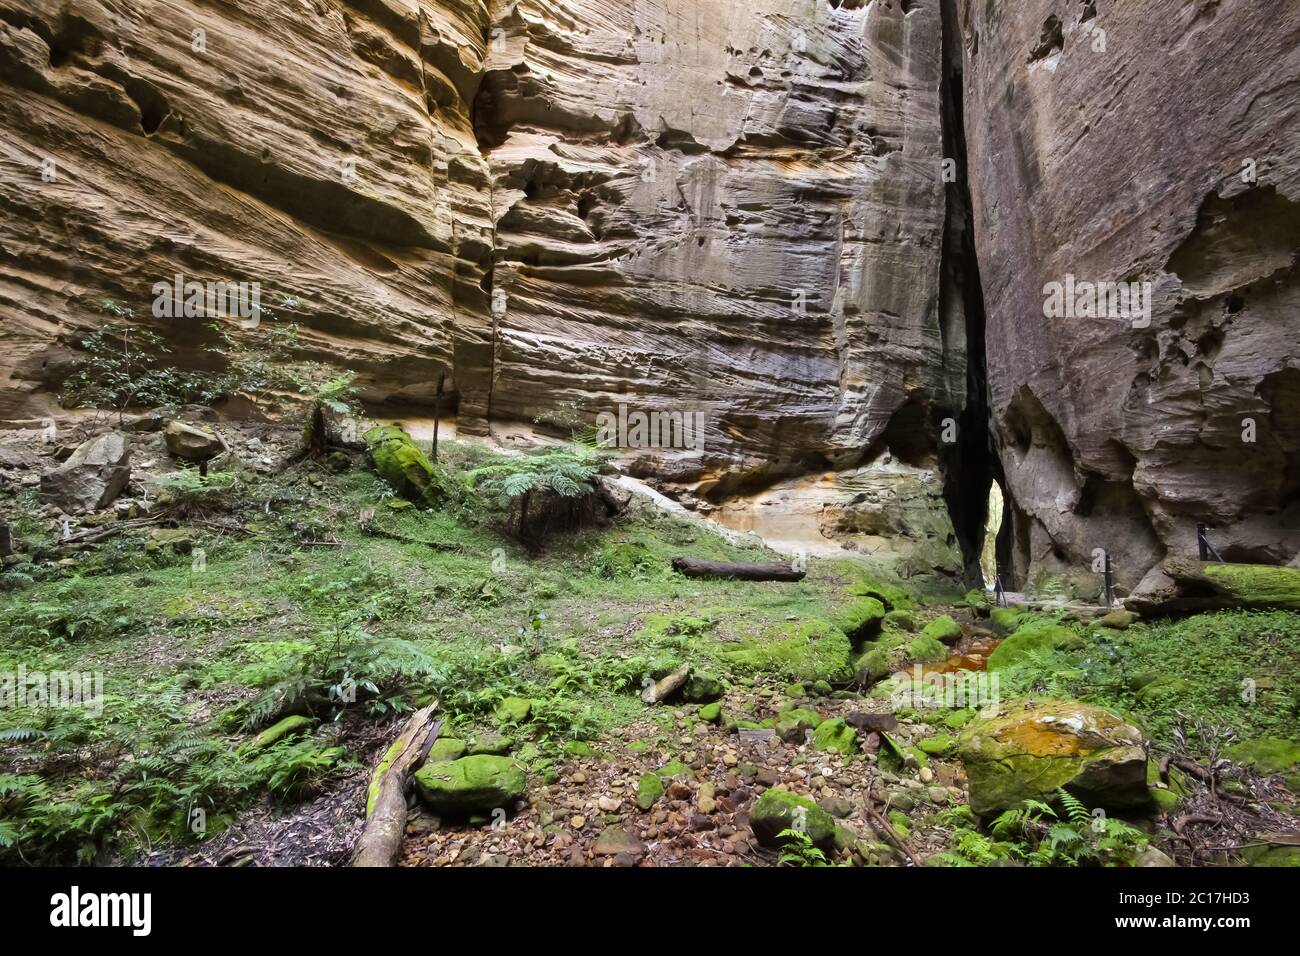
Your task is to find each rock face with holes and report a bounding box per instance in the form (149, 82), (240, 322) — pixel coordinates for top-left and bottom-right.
(0, 0), (960, 496)
(955, 0), (1300, 591)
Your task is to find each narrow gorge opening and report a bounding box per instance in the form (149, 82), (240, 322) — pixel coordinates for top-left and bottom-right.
(938, 0), (1012, 592)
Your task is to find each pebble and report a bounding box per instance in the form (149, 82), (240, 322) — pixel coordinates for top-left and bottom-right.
(918, 766), (934, 783)
(570, 815), (586, 829)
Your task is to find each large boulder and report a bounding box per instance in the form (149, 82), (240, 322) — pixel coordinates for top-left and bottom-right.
(1127, 558), (1300, 614)
(364, 426), (453, 508)
(39, 432), (130, 514)
(957, 701), (1150, 816)
(413, 754), (526, 815)
(986, 619), (1082, 671)
(164, 421), (227, 462)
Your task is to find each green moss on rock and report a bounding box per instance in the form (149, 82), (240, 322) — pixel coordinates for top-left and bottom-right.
(990, 607), (1027, 635)
(884, 610), (917, 632)
(907, 633), (949, 663)
(364, 425), (455, 508)
(957, 701), (1149, 816)
(426, 737), (467, 763)
(637, 771), (665, 810)
(717, 618), (854, 683)
(493, 696), (533, 724)
(681, 673), (725, 703)
(812, 717), (858, 755)
(1225, 737), (1300, 775)
(917, 734), (957, 757)
(776, 708), (824, 742)
(698, 702), (723, 724)
(1201, 563), (1300, 610)
(847, 577), (915, 611)
(749, 788), (837, 848)
(414, 755), (527, 815)
(830, 596), (886, 641)
(986, 621), (1078, 671)
(921, 614), (963, 645)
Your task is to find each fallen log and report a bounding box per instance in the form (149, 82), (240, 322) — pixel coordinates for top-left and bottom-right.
(641, 664), (690, 704)
(352, 704), (440, 868)
(671, 557), (805, 582)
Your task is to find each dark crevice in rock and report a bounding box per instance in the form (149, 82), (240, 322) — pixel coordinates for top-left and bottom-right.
(938, 0), (1007, 590)
(123, 78), (168, 136)
(1028, 15), (1064, 63)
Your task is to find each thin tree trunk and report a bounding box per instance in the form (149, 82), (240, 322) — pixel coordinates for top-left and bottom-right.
(431, 373), (445, 462)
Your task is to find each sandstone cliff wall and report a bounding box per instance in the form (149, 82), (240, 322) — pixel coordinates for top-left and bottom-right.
(956, 0), (1300, 589)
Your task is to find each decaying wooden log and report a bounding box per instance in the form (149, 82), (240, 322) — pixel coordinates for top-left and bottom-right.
(671, 557), (805, 582)
(352, 704), (440, 868)
(641, 664), (690, 704)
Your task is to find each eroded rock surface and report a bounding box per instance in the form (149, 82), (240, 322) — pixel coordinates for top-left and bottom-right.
(956, 0), (1300, 591)
(0, 0), (957, 494)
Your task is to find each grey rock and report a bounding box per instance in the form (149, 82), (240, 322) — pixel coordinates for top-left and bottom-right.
(39, 432), (130, 514)
(164, 421), (226, 462)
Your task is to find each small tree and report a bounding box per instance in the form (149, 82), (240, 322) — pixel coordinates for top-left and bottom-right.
(468, 446), (605, 539)
(207, 311), (359, 457)
(61, 299), (215, 425)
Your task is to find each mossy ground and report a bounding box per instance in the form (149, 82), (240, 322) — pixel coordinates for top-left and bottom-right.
(0, 439), (926, 863)
(4, 435), (1297, 867)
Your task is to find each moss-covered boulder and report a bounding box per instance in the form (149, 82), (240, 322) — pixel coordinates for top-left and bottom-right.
(1200, 563), (1300, 609)
(775, 707), (824, 743)
(426, 737), (467, 763)
(957, 701), (1149, 816)
(1226, 737), (1300, 775)
(922, 614), (963, 645)
(847, 576), (915, 611)
(884, 609), (917, 632)
(907, 633), (949, 663)
(990, 607), (1027, 635)
(717, 619), (854, 683)
(1098, 609), (1139, 629)
(830, 596), (886, 641)
(414, 755), (526, 815)
(963, 589), (991, 616)
(363, 425), (454, 507)
(812, 717), (858, 755)
(917, 734), (957, 757)
(493, 696), (533, 724)
(986, 620), (1079, 671)
(749, 788), (837, 848)
(636, 771), (665, 810)
(1241, 844), (1300, 867)
(681, 673), (725, 703)
(698, 701), (723, 724)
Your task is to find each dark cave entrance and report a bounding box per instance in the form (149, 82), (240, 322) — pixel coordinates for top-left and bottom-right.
(938, 0), (1014, 592)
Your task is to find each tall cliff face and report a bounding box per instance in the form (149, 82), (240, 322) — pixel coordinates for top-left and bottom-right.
(0, 0), (957, 466)
(6, 0), (1294, 590)
(1, 0), (496, 419)
(0, 0), (967, 581)
(955, 0), (1300, 591)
